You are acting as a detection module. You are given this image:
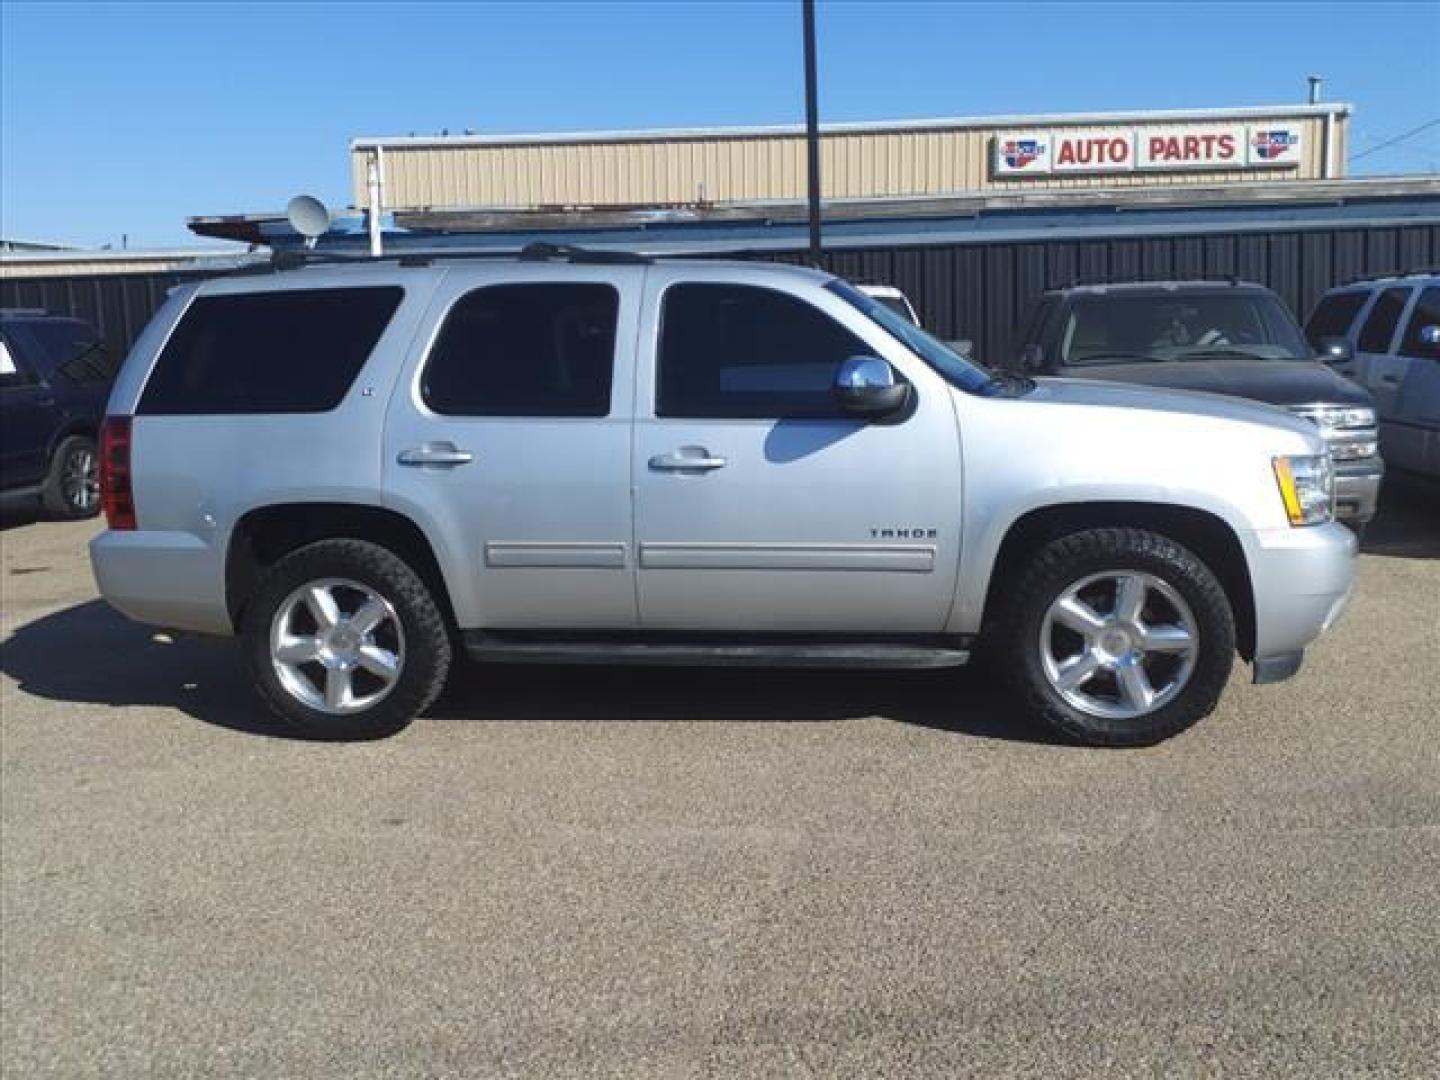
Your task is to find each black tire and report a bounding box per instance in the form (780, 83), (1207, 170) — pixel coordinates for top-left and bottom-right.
(40, 434), (100, 519)
(242, 538), (452, 740)
(997, 527), (1235, 747)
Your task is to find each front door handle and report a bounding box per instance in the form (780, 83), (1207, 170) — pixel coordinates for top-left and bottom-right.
(649, 446), (728, 472)
(397, 442), (474, 467)
(1379, 373), (1401, 385)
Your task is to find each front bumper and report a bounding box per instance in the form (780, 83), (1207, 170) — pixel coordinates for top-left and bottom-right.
(1246, 521), (1356, 682)
(1332, 457), (1383, 525)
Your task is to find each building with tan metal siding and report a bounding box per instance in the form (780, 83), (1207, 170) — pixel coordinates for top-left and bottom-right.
(351, 104), (1348, 212)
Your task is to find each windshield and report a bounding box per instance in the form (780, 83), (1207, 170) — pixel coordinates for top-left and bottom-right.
(827, 279), (995, 394)
(1061, 292), (1312, 366)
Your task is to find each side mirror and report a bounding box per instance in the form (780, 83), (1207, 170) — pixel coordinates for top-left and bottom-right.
(947, 339), (974, 359)
(1019, 343), (1046, 373)
(833, 355), (910, 418)
(1315, 336), (1354, 366)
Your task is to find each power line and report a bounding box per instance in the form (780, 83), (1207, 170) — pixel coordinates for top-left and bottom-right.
(1350, 117), (1440, 162)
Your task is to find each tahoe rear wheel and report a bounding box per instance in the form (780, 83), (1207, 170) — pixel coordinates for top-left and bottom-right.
(243, 539), (451, 739)
(1001, 527), (1235, 747)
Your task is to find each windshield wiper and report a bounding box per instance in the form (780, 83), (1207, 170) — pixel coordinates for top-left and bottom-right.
(1175, 348), (1290, 362)
(1069, 352), (1159, 366)
(983, 370), (1036, 396)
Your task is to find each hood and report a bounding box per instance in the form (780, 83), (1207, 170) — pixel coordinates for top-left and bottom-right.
(1056, 358), (1372, 408)
(1022, 375), (1319, 441)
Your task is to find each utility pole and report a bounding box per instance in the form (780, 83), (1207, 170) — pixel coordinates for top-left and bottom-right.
(803, 0), (822, 266)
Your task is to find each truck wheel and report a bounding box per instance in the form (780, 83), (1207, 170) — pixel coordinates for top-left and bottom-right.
(242, 539), (452, 740)
(40, 435), (100, 519)
(1000, 528), (1235, 747)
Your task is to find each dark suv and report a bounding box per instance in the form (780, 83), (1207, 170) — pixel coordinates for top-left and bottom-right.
(1007, 281), (1384, 529)
(0, 309), (115, 518)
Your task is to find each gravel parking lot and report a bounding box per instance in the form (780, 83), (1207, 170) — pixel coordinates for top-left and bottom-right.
(2, 489), (1438, 1078)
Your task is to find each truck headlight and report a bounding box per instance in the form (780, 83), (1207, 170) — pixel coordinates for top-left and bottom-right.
(1273, 454), (1334, 526)
(1292, 405), (1376, 431)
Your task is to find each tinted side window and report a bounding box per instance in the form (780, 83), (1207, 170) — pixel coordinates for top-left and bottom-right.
(422, 284), (617, 417)
(1304, 292), (1368, 346)
(1356, 288), (1410, 353)
(658, 284), (871, 419)
(1397, 286), (1440, 359)
(139, 287), (403, 415)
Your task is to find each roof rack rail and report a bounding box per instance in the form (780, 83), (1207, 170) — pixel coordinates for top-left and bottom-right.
(1056, 274), (1249, 290)
(1343, 266), (1440, 286)
(222, 241), (654, 277)
(518, 242), (651, 264)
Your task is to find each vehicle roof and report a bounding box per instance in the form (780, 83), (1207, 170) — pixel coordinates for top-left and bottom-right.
(1042, 280), (1274, 298)
(1324, 271), (1440, 292)
(0, 309), (94, 328)
(202, 254), (836, 293)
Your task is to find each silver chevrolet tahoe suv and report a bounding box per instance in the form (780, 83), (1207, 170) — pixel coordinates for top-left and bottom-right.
(90, 249), (1357, 747)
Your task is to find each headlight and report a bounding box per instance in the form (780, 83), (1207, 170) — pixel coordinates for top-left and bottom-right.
(1292, 405), (1376, 431)
(1273, 454), (1334, 526)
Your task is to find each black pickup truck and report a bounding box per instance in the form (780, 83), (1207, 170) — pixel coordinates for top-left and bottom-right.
(1003, 280), (1384, 529)
(0, 309), (115, 518)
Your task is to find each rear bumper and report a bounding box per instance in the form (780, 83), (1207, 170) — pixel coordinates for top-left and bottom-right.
(89, 529), (232, 636)
(1247, 521), (1356, 676)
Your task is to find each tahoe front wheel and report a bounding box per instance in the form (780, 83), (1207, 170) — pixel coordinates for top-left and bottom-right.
(1001, 528), (1236, 747)
(243, 539), (452, 739)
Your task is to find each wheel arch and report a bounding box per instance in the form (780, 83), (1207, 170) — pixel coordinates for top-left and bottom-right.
(979, 501), (1257, 660)
(225, 502), (458, 634)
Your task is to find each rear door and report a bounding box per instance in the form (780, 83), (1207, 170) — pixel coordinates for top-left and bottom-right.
(631, 269), (962, 633)
(382, 265), (642, 629)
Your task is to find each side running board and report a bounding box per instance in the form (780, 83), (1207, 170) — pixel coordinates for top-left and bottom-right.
(462, 632), (972, 669)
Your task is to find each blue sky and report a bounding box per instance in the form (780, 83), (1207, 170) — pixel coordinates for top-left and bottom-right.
(3, 0), (1437, 248)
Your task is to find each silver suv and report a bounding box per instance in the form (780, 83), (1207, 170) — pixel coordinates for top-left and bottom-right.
(1306, 271), (1440, 481)
(91, 250), (1357, 746)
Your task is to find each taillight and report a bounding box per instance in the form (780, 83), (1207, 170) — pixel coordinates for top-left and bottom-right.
(100, 416), (136, 530)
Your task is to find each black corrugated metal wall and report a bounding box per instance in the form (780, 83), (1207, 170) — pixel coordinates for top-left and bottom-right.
(4, 222), (1437, 364)
(0, 271), (189, 359)
(776, 222), (1440, 363)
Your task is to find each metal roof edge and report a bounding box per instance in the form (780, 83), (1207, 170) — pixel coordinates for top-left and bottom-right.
(351, 103), (1353, 151)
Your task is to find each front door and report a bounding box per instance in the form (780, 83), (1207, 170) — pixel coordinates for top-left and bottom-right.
(1387, 285), (1440, 474)
(382, 266), (643, 629)
(631, 271), (962, 633)
(1354, 286), (1411, 423)
(0, 337), (58, 489)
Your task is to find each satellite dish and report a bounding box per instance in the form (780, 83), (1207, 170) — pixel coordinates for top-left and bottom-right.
(286, 195), (331, 245)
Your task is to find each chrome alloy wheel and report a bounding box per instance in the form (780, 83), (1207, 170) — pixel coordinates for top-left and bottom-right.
(269, 578), (405, 715)
(63, 445), (99, 513)
(1039, 570), (1198, 720)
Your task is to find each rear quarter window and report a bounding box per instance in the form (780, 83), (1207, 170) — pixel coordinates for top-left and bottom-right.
(138, 287), (403, 415)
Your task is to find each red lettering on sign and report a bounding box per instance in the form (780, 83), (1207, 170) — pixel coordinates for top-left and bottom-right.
(1183, 135), (1200, 159)
(1108, 137), (1128, 163)
(1218, 133), (1235, 158)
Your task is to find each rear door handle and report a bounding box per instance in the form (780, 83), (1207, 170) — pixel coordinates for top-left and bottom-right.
(1379, 374), (1401, 385)
(397, 442), (474, 467)
(649, 446), (728, 472)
